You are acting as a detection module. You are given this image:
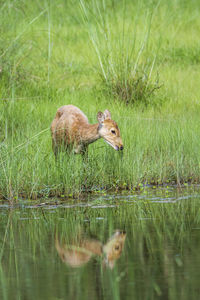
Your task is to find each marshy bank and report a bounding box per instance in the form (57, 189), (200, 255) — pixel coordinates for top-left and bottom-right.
(1, 0), (200, 199)
(0, 187), (200, 299)
(1, 111), (200, 200)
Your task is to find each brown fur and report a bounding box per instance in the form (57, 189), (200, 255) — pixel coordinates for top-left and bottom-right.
(55, 230), (126, 269)
(55, 236), (102, 268)
(51, 105), (123, 157)
(103, 230), (126, 269)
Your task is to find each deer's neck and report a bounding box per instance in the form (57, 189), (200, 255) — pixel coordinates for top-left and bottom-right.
(79, 123), (100, 145)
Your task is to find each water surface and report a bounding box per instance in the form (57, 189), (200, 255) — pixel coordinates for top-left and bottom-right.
(0, 187), (200, 299)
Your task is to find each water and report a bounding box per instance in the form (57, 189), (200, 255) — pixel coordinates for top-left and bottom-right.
(0, 187), (200, 300)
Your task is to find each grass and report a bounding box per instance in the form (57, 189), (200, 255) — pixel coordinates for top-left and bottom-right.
(1, 0), (200, 199)
(80, 0), (161, 104)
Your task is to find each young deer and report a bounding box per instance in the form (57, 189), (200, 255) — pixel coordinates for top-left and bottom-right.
(51, 105), (123, 158)
(55, 230), (126, 269)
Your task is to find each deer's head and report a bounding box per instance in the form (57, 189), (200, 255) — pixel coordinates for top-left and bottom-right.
(103, 230), (126, 269)
(97, 110), (123, 151)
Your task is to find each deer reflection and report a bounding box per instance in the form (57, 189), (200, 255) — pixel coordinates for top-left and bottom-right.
(103, 230), (126, 269)
(55, 236), (102, 268)
(55, 230), (126, 269)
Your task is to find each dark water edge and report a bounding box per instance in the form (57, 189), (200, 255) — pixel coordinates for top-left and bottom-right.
(0, 182), (199, 202)
(0, 187), (200, 300)
(0, 183), (200, 203)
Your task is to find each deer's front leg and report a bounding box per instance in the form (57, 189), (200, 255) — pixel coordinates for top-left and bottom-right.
(81, 146), (88, 163)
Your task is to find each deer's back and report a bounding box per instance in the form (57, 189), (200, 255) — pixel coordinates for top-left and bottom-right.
(51, 105), (89, 146)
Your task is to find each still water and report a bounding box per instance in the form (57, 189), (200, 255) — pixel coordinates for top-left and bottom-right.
(0, 187), (200, 300)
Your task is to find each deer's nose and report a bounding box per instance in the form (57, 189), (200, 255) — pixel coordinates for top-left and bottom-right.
(120, 145), (124, 151)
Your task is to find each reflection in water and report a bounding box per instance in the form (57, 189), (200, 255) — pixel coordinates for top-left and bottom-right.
(55, 230), (126, 269)
(103, 230), (126, 269)
(1, 188), (200, 300)
(55, 236), (102, 268)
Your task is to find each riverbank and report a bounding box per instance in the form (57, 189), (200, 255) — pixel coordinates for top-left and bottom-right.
(1, 0), (200, 200)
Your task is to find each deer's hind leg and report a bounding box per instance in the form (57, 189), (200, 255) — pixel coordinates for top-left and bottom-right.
(52, 139), (58, 158)
(52, 139), (65, 161)
(52, 143), (61, 164)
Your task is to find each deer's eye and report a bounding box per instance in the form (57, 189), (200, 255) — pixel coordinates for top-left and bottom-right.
(111, 130), (116, 135)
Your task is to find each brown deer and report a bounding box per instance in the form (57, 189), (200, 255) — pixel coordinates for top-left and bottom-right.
(51, 105), (123, 158)
(55, 230), (126, 269)
(55, 235), (102, 268)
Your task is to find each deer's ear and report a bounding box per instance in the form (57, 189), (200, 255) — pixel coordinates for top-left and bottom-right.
(97, 111), (105, 123)
(103, 109), (111, 119)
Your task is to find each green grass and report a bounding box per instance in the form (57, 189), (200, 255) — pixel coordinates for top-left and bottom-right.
(1, 0), (200, 199)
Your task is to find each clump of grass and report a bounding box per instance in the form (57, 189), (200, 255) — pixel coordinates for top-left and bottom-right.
(103, 68), (161, 105)
(80, 0), (161, 105)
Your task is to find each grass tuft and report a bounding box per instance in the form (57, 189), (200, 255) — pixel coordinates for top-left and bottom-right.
(80, 0), (162, 105)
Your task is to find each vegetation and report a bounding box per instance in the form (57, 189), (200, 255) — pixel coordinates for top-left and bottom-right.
(1, 0), (200, 199)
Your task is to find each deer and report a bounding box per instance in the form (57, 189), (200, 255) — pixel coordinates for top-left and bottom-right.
(50, 105), (123, 158)
(55, 230), (126, 269)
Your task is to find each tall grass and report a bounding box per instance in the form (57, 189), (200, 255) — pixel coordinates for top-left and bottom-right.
(80, 0), (161, 104)
(1, 101), (200, 200)
(1, 0), (200, 199)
